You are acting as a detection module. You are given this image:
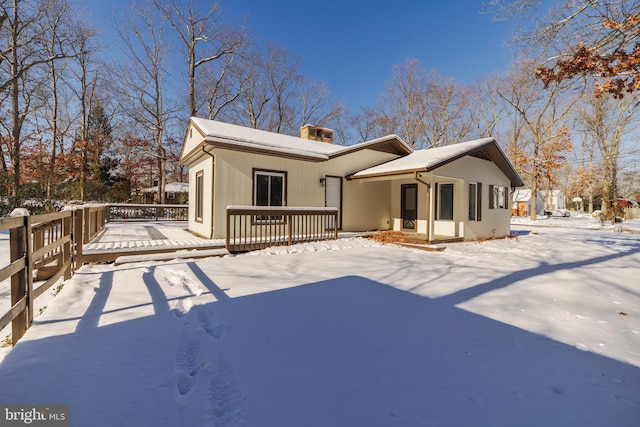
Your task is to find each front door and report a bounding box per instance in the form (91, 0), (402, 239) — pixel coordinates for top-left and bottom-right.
(325, 176), (342, 229)
(401, 184), (417, 230)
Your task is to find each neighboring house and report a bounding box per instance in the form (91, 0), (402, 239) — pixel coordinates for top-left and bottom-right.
(179, 118), (524, 242)
(539, 189), (565, 211)
(512, 189), (545, 217)
(512, 189), (564, 217)
(140, 182), (189, 204)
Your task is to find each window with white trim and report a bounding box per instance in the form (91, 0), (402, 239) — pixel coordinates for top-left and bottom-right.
(195, 171), (204, 222)
(489, 185), (509, 209)
(469, 182), (482, 221)
(254, 170), (286, 207)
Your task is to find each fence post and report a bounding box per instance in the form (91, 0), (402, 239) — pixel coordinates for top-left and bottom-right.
(333, 210), (338, 240)
(9, 208), (33, 341)
(287, 213), (293, 246)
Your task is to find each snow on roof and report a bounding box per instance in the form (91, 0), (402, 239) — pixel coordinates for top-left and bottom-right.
(189, 118), (412, 160)
(191, 118), (344, 158)
(352, 138), (496, 178)
(141, 182), (189, 193)
(514, 189), (563, 202)
(513, 189), (533, 202)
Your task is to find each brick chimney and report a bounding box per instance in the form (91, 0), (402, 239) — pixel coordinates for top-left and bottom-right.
(300, 125), (333, 144)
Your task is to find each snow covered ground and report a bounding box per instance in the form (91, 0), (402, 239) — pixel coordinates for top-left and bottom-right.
(0, 216), (638, 426)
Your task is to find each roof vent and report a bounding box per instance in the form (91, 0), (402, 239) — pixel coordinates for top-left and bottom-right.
(300, 125), (333, 144)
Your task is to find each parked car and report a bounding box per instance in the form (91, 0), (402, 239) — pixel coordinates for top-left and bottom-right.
(550, 209), (571, 217)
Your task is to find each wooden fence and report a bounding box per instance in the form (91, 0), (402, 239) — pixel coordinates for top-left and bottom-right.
(624, 207), (640, 220)
(0, 205), (109, 346)
(226, 206), (338, 252)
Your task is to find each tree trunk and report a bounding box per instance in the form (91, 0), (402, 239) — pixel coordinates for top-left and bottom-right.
(530, 145), (539, 221)
(10, 0), (20, 198)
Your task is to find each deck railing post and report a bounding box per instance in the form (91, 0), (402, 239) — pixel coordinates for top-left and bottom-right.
(74, 207), (84, 268)
(83, 206), (90, 244)
(61, 208), (72, 280)
(287, 213), (293, 246)
(226, 209), (231, 251)
(9, 208), (32, 341)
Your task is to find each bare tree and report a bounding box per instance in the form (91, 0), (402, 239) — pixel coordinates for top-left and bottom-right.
(349, 107), (382, 143)
(225, 43), (345, 137)
(372, 59), (476, 148)
(497, 59), (573, 220)
(422, 70), (474, 147)
(0, 0), (71, 196)
(575, 92), (640, 219)
(378, 58), (426, 147)
(488, 0), (640, 97)
(115, 2), (176, 203)
(39, 0), (76, 200)
(467, 75), (509, 140)
(68, 17), (101, 201)
(298, 78), (345, 130)
(262, 43), (301, 134)
(153, 0), (245, 118)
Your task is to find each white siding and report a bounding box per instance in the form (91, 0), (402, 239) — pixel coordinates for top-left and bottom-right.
(210, 148), (401, 238)
(436, 156), (512, 239)
(188, 155), (214, 238)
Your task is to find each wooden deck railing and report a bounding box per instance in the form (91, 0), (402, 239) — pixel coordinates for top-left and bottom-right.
(108, 203), (188, 222)
(0, 205), (110, 346)
(83, 205), (108, 244)
(226, 206), (338, 252)
(0, 209), (76, 345)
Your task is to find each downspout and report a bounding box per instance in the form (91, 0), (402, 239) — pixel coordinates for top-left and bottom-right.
(203, 145), (216, 238)
(414, 171), (431, 243)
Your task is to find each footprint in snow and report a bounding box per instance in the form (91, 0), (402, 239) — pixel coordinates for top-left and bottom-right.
(175, 340), (202, 395)
(197, 307), (224, 339)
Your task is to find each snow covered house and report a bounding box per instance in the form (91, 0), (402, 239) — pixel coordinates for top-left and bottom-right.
(512, 189), (545, 217)
(179, 118), (524, 242)
(140, 182), (189, 204)
(540, 189), (565, 211)
(512, 189), (565, 217)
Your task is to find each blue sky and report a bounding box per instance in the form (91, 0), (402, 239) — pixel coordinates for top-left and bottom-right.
(85, 0), (515, 111)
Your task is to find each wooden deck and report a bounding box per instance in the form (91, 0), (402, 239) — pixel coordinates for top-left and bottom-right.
(81, 222), (371, 262)
(81, 221), (225, 263)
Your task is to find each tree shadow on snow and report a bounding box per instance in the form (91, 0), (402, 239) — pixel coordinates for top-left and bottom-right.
(0, 240), (639, 426)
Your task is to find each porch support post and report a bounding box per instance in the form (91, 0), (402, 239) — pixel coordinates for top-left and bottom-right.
(425, 183), (431, 243)
(414, 171), (431, 244)
(428, 177), (435, 243)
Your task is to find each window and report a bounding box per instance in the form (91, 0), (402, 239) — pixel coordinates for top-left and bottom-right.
(489, 185), (508, 210)
(253, 169), (286, 222)
(469, 182), (482, 221)
(437, 183), (454, 220)
(195, 171), (204, 222)
(254, 170), (286, 207)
